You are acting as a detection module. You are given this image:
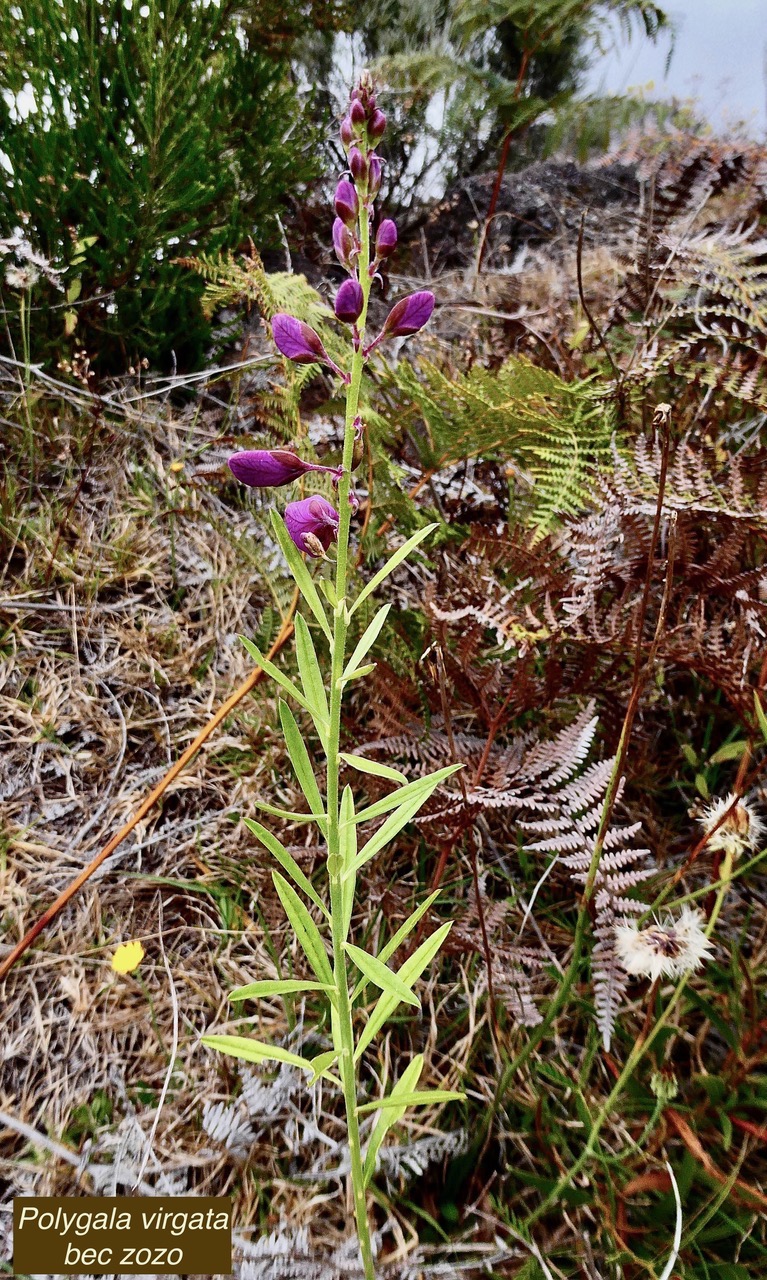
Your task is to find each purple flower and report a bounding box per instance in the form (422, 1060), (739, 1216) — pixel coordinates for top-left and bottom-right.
(272, 314), (349, 382)
(284, 495), (340, 556)
(333, 217), (356, 272)
(334, 179), (358, 227)
(368, 109), (386, 141)
(339, 116), (354, 148)
(335, 279), (364, 324)
(228, 449), (342, 488)
(364, 291), (435, 354)
(375, 219), (397, 258)
(350, 98), (366, 126)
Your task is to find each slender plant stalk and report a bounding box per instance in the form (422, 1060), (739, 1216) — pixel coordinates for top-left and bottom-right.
(325, 207), (376, 1279)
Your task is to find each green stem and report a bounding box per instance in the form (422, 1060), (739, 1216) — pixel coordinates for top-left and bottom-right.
(325, 201), (376, 1280)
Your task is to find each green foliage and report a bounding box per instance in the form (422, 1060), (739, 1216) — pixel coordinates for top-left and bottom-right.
(382, 355), (616, 536)
(0, 0), (319, 370)
(365, 0), (669, 186)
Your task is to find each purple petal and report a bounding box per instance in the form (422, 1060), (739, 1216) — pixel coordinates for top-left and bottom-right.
(284, 495), (340, 556)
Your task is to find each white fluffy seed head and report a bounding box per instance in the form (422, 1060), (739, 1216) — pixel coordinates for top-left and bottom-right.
(615, 906), (713, 982)
(699, 792), (765, 859)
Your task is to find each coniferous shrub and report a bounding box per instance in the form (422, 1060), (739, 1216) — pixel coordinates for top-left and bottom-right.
(0, 0), (321, 370)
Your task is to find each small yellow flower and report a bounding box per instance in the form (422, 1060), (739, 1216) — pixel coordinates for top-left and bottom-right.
(111, 940), (145, 974)
(169, 460), (184, 474)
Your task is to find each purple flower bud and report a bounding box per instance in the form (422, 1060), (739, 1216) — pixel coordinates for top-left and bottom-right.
(368, 109), (386, 141)
(272, 314), (349, 382)
(333, 217), (356, 272)
(339, 115), (354, 148)
(334, 279), (364, 324)
(228, 449), (342, 488)
(368, 154), (382, 199)
(334, 179), (358, 227)
(349, 147), (368, 185)
(375, 219), (397, 258)
(364, 291), (436, 355)
(382, 290), (435, 337)
(284, 495), (340, 556)
(350, 98), (366, 126)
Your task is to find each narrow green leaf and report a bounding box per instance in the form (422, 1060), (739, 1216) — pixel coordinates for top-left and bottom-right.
(351, 524), (437, 615)
(243, 818), (327, 917)
(340, 753), (407, 784)
(354, 764), (462, 824)
(240, 636), (312, 714)
(755, 691), (767, 745)
(355, 923), (452, 1062)
(273, 871), (334, 987)
(353, 767), (456, 871)
(343, 603), (391, 679)
(362, 1055), (423, 1186)
(358, 1089), (465, 1114)
(253, 800), (317, 824)
(201, 1035), (313, 1072)
(352, 889), (442, 1001)
(280, 700), (326, 820)
(294, 613), (329, 726)
(229, 979), (333, 1000)
(709, 740), (748, 765)
(319, 577), (338, 608)
(344, 942), (420, 1008)
(338, 663), (376, 688)
(271, 509), (332, 640)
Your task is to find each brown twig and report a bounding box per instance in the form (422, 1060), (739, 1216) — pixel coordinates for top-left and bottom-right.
(0, 593), (299, 982)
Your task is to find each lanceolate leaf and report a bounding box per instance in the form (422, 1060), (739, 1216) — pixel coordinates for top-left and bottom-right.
(355, 923), (452, 1062)
(351, 524), (437, 615)
(340, 753), (407, 784)
(344, 943), (420, 1008)
(271, 509), (332, 640)
(354, 763), (462, 824)
(252, 799), (317, 824)
(358, 1089), (465, 1114)
(229, 979), (333, 1000)
(353, 790), (428, 872)
(308, 1050), (339, 1084)
(201, 1035), (314, 1072)
(240, 636), (313, 715)
(243, 818), (327, 917)
(362, 1055), (423, 1187)
(273, 870), (334, 987)
(279, 700), (326, 821)
(343, 603), (391, 679)
(294, 612), (329, 729)
(351, 889), (443, 1000)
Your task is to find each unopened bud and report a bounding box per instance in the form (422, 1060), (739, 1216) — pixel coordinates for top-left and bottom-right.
(375, 219), (397, 258)
(368, 109), (386, 141)
(339, 116), (354, 148)
(332, 217), (356, 272)
(350, 98), (366, 127)
(368, 155), (382, 199)
(349, 147), (368, 185)
(334, 179), (359, 227)
(334, 278), (364, 324)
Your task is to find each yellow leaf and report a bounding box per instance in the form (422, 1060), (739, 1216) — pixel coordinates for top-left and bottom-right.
(111, 940), (145, 974)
